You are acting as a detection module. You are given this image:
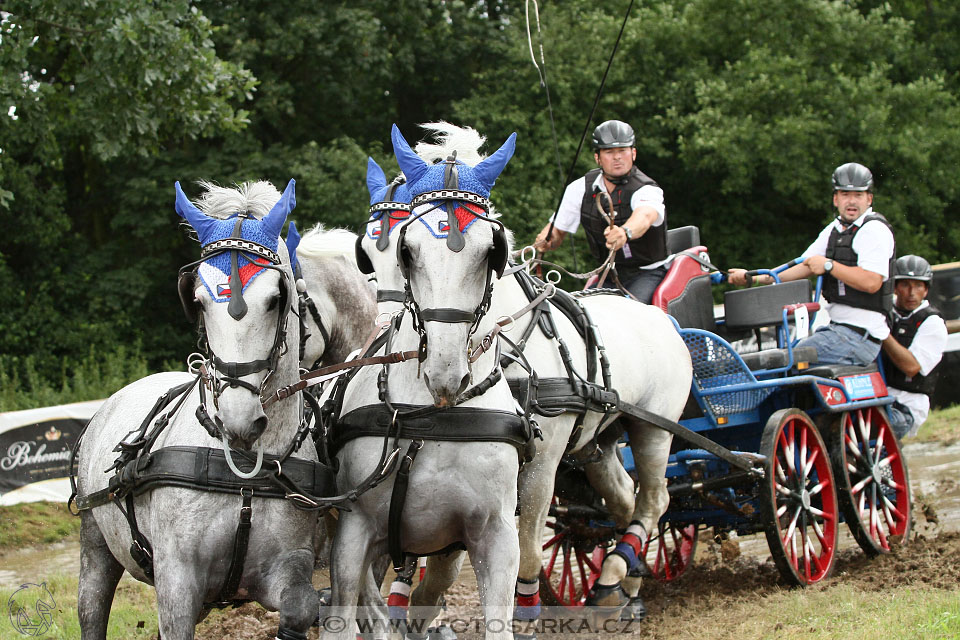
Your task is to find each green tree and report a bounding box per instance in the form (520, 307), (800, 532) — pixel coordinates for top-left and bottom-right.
(454, 0), (960, 276)
(0, 1), (253, 378)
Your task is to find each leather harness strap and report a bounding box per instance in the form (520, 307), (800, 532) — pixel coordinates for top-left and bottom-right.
(388, 439), (423, 571)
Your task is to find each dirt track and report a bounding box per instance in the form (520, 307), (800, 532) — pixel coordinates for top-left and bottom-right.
(190, 440), (960, 639)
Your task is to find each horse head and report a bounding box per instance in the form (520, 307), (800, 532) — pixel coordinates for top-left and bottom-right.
(357, 157), (413, 314)
(390, 123), (516, 406)
(175, 179), (298, 450)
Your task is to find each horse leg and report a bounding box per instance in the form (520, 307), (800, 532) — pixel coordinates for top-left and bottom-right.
(583, 424), (635, 528)
(513, 427), (567, 632)
(407, 552), (465, 636)
(357, 559), (389, 640)
(322, 514), (376, 640)
(589, 419), (672, 618)
(257, 548), (318, 639)
(78, 512), (125, 640)
(469, 519), (519, 640)
(153, 557), (208, 640)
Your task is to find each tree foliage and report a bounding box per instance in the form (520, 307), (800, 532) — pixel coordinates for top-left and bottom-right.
(2, 0), (960, 390)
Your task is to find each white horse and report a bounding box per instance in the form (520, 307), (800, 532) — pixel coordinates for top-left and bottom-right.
(359, 123), (693, 621)
(321, 125), (527, 640)
(75, 180), (326, 640)
(292, 223), (378, 370)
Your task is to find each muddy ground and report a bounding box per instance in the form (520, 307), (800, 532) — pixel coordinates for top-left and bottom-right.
(189, 440), (960, 639)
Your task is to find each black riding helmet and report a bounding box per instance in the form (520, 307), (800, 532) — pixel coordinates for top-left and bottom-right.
(894, 255), (933, 283)
(592, 120), (635, 151)
(832, 162), (873, 192)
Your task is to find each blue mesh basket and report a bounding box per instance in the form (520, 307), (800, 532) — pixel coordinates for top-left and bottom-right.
(682, 330), (774, 418)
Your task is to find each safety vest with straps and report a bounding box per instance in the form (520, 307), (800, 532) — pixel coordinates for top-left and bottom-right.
(882, 304), (942, 395)
(579, 167), (667, 268)
(822, 213), (895, 313)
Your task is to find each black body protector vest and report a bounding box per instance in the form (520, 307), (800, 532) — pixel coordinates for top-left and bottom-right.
(579, 167), (668, 268)
(882, 304), (942, 395)
(822, 213), (895, 313)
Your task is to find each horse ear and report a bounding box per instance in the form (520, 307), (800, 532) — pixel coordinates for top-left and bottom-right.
(175, 181), (218, 244)
(391, 124), (429, 187)
(263, 179), (296, 239)
(473, 133), (517, 192)
(367, 157), (388, 204)
(285, 221), (301, 271)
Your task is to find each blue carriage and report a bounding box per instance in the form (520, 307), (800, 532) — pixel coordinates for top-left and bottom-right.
(540, 226), (910, 604)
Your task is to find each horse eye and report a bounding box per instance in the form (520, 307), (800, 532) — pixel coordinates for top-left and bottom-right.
(266, 293), (280, 311)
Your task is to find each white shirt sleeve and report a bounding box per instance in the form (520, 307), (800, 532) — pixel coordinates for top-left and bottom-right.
(550, 179), (587, 233)
(630, 184), (665, 227)
(801, 224), (834, 259)
(851, 219), (895, 278)
(910, 315), (949, 376)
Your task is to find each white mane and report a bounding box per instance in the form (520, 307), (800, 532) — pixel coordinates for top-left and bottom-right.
(298, 223), (358, 260)
(194, 180), (282, 219)
(415, 121), (487, 165)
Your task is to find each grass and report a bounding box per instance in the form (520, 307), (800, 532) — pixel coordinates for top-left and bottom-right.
(0, 501), (80, 549)
(0, 573), (160, 640)
(910, 404), (960, 445)
(659, 583), (960, 640)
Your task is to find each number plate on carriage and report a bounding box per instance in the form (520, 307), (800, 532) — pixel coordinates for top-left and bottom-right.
(840, 372), (886, 400)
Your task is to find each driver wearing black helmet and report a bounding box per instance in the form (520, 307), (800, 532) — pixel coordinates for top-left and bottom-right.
(533, 119), (669, 303)
(729, 162), (896, 366)
(881, 255), (948, 439)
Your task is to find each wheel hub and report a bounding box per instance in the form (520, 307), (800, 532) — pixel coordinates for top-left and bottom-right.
(800, 488), (811, 510)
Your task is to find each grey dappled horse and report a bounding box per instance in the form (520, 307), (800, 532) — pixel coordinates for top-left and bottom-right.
(293, 223), (378, 371)
(321, 125), (525, 640)
(76, 180), (320, 640)
(359, 123), (693, 619)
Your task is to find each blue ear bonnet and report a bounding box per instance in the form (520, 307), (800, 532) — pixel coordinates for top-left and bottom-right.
(369, 179), (412, 206)
(285, 221), (302, 275)
(175, 180), (295, 306)
(408, 161), (490, 198)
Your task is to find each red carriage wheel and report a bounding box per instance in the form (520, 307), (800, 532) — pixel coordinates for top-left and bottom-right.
(538, 499), (606, 608)
(829, 406), (911, 555)
(759, 409), (839, 586)
(643, 521), (698, 582)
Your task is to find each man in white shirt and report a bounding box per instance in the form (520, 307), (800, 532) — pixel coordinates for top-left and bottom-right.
(881, 255), (948, 439)
(533, 120), (668, 303)
(729, 162), (895, 365)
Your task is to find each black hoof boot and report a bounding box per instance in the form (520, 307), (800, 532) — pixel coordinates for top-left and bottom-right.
(619, 595), (647, 621)
(585, 582), (629, 623)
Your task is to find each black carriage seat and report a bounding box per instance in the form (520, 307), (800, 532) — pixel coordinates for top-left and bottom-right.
(803, 362), (879, 379)
(723, 280), (819, 371)
(651, 226), (716, 331)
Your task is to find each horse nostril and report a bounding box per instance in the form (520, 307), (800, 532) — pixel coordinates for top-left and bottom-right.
(251, 416), (268, 438)
(457, 372), (470, 397)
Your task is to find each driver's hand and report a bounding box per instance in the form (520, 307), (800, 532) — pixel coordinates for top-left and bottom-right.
(727, 268), (750, 286)
(534, 230), (556, 252)
(602, 225), (627, 251)
(804, 255), (828, 275)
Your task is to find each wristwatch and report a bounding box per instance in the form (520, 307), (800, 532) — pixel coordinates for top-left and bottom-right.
(621, 225), (633, 240)
(823, 260), (834, 273)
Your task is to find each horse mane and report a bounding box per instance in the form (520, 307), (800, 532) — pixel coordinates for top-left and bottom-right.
(415, 121), (487, 165)
(298, 223), (359, 262)
(194, 180), (282, 220)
